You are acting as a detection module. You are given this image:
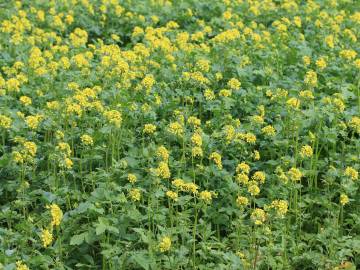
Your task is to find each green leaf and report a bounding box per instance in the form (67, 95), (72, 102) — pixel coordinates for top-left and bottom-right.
(107, 226), (119, 234)
(95, 223), (107, 236)
(70, 232), (88, 245)
(133, 228), (151, 244)
(131, 253), (151, 270)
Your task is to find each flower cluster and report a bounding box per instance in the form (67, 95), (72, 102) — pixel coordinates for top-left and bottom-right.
(1, 0), (359, 269)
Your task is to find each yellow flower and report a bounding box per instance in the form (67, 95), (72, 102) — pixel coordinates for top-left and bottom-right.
(23, 141), (37, 157)
(236, 196), (249, 206)
(277, 168), (289, 183)
(72, 53), (89, 68)
(354, 59), (360, 69)
(104, 110), (122, 128)
(128, 173), (137, 184)
(209, 152), (222, 169)
(151, 15), (159, 23)
(6, 78), (21, 92)
(47, 101), (60, 110)
(304, 70), (317, 86)
(159, 236), (171, 252)
(65, 14), (74, 25)
(251, 208), (266, 225)
(219, 89), (232, 97)
(129, 188), (141, 201)
(199, 190), (213, 204)
(154, 161), (171, 179)
(157, 146), (169, 162)
(236, 162), (250, 175)
(293, 16), (302, 27)
(332, 98), (345, 112)
(168, 122), (183, 136)
(348, 116), (360, 133)
(19, 96), (32, 106)
(41, 228), (53, 247)
(212, 28), (240, 43)
(12, 151), (24, 164)
(236, 173), (249, 185)
(37, 10), (45, 21)
(81, 134), (94, 146)
(187, 116), (201, 127)
(248, 182), (260, 196)
(223, 10), (232, 20)
(287, 97), (301, 109)
(288, 167), (302, 181)
(69, 28), (88, 47)
(182, 182), (199, 194)
(325, 35), (334, 48)
(132, 26), (144, 37)
(141, 103), (152, 113)
(191, 132), (202, 146)
(340, 194), (349, 206)
(299, 90), (314, 100)
(57, 142), (71, 156)
(55, 130), (65, 140)
(49, 204), (63, 227)
(196, 59), (210, 72)
(300, 145), (313, 158)
(16, 261), (29, 270)
(344, 166), (358, 180)
(166, 190), (178, 201)
(251, 115), (264, 125)
(166, 20), (179, 29)
(245, 133), (256, 144)
(224, 125), (235, 143)
(183, 71), (209, 85)
(68, 82), (80, 91)
(172, 178), (185, 189)
(253, 150), (260, 161)
(155, 95), (162, 105)
(302, 56), (311, 66)
(141, 74), (155, 90)
(192, 146), (203, 158)
(270, 200), (288, 217)
(339, 49), (357, 60)
(227, 78), (241, 90)
(143, 124), (157, 134)
(0, 115), (12, 129)
(261, 125), (276, 136)
(25, 115), (42, 129)
(64, 158), (73, 169)
(111, 34), (120, 41)
(315, 57), (327, 69)
(252, 171), (266, 183)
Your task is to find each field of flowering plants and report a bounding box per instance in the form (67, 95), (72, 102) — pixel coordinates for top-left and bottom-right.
(0, 0), (359, 269)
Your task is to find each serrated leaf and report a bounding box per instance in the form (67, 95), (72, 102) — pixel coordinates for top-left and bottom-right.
(70, 232), (88, 245)
(131, 253), (150, 270)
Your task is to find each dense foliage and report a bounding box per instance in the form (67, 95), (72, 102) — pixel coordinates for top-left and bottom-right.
(0, 0), (359, 269)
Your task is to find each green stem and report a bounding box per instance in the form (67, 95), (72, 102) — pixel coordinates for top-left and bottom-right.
(192, 199), (198, 268)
